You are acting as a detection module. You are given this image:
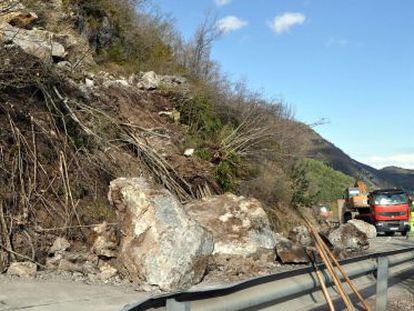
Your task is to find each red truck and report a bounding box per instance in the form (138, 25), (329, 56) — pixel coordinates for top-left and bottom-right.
(365, 189), (411, 236)
(340, 185), (411, 236)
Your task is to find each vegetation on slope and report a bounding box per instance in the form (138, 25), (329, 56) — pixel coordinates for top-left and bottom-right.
(304, 159), (354, 204)
(2, 0), (353, 240)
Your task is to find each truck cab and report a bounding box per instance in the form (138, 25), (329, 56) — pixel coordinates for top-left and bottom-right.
(365, 189), (411, 235)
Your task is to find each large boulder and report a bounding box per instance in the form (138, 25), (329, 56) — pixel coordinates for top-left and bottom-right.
(184, 193), (275, 257)
(108, 178), (213, 291)
(348, 219), (377, 239)
(328, 223), (369, 251)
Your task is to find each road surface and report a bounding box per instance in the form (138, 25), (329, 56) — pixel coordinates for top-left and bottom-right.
(1, 235), (414, 311)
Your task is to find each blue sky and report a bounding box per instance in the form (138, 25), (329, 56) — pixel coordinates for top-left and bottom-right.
(156, 0), (414, 169)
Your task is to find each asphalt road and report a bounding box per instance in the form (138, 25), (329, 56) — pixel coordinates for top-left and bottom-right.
(1, 235), (414, 311)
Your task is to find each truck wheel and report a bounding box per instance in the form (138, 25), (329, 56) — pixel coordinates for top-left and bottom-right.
(402, 231), (408, 237)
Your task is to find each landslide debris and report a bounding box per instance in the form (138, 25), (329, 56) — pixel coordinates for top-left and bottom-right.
(0, 0), (369, 291)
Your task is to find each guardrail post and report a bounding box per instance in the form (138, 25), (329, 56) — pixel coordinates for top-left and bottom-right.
(376, 256), (389, 311)
(166, 299), (191, 311)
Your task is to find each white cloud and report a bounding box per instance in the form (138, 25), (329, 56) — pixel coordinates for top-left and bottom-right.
(326, 37), (350, 48)
(362, 154), (414, 170)
(217, 16), (248, 34)
(215, 0), (231, 6)
(268, 12), (306, 34)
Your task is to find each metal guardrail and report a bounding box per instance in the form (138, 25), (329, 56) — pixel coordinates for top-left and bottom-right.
(122, 247), (414, 311)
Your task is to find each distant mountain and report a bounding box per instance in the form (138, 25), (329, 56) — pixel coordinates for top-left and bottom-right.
(378, 166), (414, 191)
(306, 129), (414, 192)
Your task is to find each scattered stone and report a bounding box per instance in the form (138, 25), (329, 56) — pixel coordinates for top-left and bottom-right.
(99, 262), (118, 281)
(85, 78), (94, 88)
(108, 177), (214, 291)
(274, 234), (310, 264)
(56, 60), (72, 70)
(91, 222), (118, 258)
(184, 193), (275, 257)
(49, 237), (71, 254)
(348, 219), (377, 239)
(158, 109), (180, 123)
(58, 259), (82, 273)
(184, 148), (195, 157)
(7, 262), (37, 278)
(289, 225), (313, 247)
(137, 71), (161, 90)
(328, 223), (369, 251)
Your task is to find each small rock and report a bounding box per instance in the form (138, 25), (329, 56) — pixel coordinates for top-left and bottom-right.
(137, 71), (161, 90)
(158, 109), (181, 123)
(49, 237), (71, 254)
(56, 60), (72, 70)
(184, 148), (195, 157)
(7, 262), (37, 278)
(274, 236), (310, 264)
(85, 78), (94, 88)
(58, 259), (82, 273)
(99, 262), (118, 280)
(91, 222), (118, 258)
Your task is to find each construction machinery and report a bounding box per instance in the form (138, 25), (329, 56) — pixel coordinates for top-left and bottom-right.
(339, 181), (411, 236)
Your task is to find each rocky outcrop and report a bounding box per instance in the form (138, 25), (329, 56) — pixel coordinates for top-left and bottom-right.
(184, 193), (275, 257)
(0, 1), (66, 62)
(328, 223), (369, 251)
(108, 177), (213, 291)
(348, 219), (377, 239)
(0, 23), (67, 61)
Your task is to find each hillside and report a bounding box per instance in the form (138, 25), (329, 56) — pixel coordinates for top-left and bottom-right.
(307, 129), (414, 192)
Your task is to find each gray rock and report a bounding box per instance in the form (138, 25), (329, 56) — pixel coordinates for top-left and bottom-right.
(98, 262), (118, 280)
(289, 225), (313, 247)
(85, 78), (94, 88)
(184, 194), (275, 257)
(7, 261), (37, 278)
(137, 71), (161, 90)
(328, 223), (369, 251)
(49, 237), (71, 254)
(348, 219), (377, 239)
(91, 222), (118, 258)
(108, 177), (213, 291)
(0, 22), (66, 61)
